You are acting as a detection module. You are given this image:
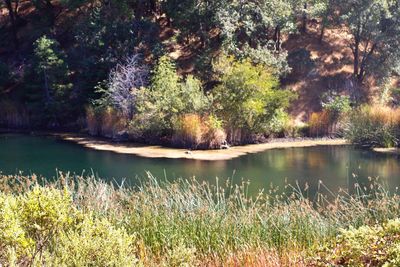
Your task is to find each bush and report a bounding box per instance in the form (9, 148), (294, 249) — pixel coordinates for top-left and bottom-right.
(85, 105), (127, 139)
(26, 36), (73, 126)
(52, 216), (138, 266)
(2, 173), (400, 265)
(321, 94), (351, 120)
(172, 114), (227, 149)
(0, 186), (138, 266)
(344, 106), (400, 148)
(212, 55), (295, 144)
(308, 110), (332, 137)
(202, 114), (227, 149)
(172, 114), (203, 149)
(310, 219), (400, 266)
(265, 108), (290, 137)
(134, 56), (210, 139)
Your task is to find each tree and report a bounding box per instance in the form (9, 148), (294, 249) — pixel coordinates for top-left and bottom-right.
(70, 3), (145, 103)
(212, 55), (295, 143)
(163, 0), (218, 47)
(2, 0), (20, 49)
(216, 0), (296, 76)
(106, 55), (149, 119)
(340, 0), (400, 84)
(27, 36), (73, 125)
(135, 56), (209, 136)
(314, 0), (338, 42)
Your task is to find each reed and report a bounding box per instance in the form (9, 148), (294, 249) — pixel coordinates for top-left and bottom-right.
(0, 173), (399, 266)
(345, 105), (400, 148)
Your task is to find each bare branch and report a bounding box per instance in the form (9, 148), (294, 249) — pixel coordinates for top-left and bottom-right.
(108, 54), (149, 118)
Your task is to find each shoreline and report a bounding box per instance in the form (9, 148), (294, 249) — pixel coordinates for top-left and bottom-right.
(59, 134), (348, 161)
(373, 147), (400, 155)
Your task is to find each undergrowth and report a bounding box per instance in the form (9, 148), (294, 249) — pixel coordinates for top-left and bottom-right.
(0, 173), (399, 266)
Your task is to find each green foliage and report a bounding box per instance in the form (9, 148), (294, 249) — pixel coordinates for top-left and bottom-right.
(0, 174), (400, 266)
(71, 4), (151, 102)
(216, 0), (295, 75)
(0, 192), (33, 262)
(287, 48), (315, 76)
(0, 185), (138, 266)
(135, 56), (210, 137)
(212, 55), (295, 142)
(344, 106), (400, 148)
(2, 173), (400, 265)
(26, 36), (73, 126)
(311, 219), (400, 266)
(322, 93), (352, 118)
(51, 216), (138, 266)
(266, 108), (290, 136)
(163, 0), (218, 42)
(340, 0), (400, 82)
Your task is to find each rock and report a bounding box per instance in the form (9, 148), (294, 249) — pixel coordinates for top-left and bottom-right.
(220, 144), (230, 150)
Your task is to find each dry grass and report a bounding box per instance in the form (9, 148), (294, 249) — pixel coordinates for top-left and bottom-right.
(308, 110), (332, 137)
(1, 172), (400, 265)
(85, 105), (127, 138)
(172, 114), (227, 149)
(345, 105), (400, 148)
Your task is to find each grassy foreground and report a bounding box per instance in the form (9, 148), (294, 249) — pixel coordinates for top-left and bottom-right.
(1, 173), (400, 266)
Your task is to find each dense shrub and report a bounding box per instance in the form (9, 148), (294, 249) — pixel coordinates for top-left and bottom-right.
(308, 95), (352, 137)
(24, 36), (73, 127)
(85, 105), (127, 139)
(172, 114), (227, 149)
(311, 219), (400, 266)
(212, 55), (295, 144)
(344, 106), (400, 148)
(172, 114), (203, 148)
(309, 110), (333, 137)
(322, 94), (352, 120)
(0, 186), (138, 266)
(51, 216), (138, 266)
(1, 173), (400, 265)
(134, 56), (210, 139)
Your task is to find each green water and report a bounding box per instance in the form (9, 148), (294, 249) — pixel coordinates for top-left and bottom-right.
(1, 134), (400, 196)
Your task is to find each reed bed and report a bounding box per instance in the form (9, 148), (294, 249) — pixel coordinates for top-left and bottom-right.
(0, 173), (399, 266)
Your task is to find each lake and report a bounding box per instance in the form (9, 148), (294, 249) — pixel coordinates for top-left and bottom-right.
(1, 134), (400, 196)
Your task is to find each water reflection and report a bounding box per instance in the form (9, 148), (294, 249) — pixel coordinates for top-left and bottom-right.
(0, 134), (400, 197)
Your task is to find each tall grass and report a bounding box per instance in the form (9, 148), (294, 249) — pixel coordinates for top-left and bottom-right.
(85, 105), (127, 139)
(344, 105), (400, 148)
(172, 114), (226, 149)
(1, 173), (400, 266)
(0, 100), (30, 128)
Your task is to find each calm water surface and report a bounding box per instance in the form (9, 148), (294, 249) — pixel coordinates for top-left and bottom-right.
(1, 134), (400, 196)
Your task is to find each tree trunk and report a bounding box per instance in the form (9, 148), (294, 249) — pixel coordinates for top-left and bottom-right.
(4, 0), (19, 49)
(319, 24), (325, 43)
(302, 3), (308, 33)
(353, 45), (359, 80)
(273, 25), (281, 51)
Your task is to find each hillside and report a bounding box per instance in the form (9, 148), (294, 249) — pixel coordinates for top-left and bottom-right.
(0, 0), (399, 147)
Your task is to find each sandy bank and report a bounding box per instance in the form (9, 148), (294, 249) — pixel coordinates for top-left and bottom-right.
(59, 134), (348, 161)
(373, 148), (400, 155)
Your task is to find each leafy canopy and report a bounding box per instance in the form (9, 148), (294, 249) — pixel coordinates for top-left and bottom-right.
(213, 55), (295, 135)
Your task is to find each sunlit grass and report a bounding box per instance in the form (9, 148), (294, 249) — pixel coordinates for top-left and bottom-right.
(0, 172), (399, 266)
